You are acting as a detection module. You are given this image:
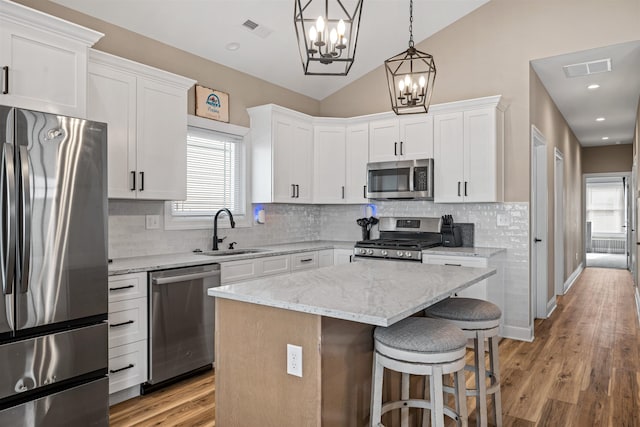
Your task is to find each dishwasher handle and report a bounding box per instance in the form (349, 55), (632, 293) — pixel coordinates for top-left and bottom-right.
(152, 270), (220, 285)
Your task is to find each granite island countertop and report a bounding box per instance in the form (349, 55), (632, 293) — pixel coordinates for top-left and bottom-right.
(108, 240), (356, 275)
(207, 260), (496, 327)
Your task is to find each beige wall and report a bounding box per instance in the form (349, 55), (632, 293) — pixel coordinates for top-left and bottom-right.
(13, 0), (320, 127)
(582, 145), (633, 174)
(530, 69), (582, 302)
(320, 0), (640, 203)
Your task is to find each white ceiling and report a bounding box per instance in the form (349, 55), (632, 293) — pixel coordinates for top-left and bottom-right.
(50, 0), (489, 100)
(531, 41), (640, 147)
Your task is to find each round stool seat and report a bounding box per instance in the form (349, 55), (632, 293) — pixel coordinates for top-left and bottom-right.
(374, 317), (466, 364)
(425, 297), (501, 330)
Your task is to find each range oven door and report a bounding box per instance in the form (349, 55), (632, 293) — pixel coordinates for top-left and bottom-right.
(366, 159), (433, 200)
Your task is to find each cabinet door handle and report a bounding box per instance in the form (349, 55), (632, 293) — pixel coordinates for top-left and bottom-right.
(109, 284), (135, 292)
(300, 258), (313, 262)
(291, 184), (296, 198)
(457, 182), (461, 197)
(363, 185), (367, 198)
(139, 171), (144, 191)
(130, 171), (136, 191)
(394, 142), (398, 156)
(349, 255), (352, 262)
(444, 263), (462, 267)
(341, 186), (345, 199)
(2, 66), (8, 95)
(464, 181), (468, 197)
(295, 184), (300, 198)
(400, 141), (404, 155)
(110, 320), (135, 328)
(110, 364), (135, 374)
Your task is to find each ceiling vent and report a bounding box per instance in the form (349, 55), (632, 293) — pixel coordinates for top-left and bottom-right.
(242, 19), (273, 39)
(562, 58), (612, 78)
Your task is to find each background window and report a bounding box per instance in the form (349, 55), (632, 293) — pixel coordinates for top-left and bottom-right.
(171, 126), (245, 217)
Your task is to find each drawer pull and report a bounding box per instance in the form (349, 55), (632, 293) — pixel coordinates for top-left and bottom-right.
(2, 66), (8, 94)
(110, 320), (134, 328)
(444, 263), (462, 267)
(110, 364), (135, 374)
(109, 284), (135, 292)
(300, 258), (313, 262)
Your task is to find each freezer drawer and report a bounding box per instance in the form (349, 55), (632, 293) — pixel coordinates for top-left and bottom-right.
(0, 323), (107, 401)
(0, 377), (108, 427)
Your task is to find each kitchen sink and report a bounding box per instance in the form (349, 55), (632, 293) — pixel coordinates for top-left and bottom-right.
(197, 249), (270, 257)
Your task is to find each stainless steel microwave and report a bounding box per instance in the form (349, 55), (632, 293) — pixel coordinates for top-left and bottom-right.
(366, 159), (434, 200)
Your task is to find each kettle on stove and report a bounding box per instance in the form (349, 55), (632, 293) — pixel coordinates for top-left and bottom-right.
(441, 215), (463, 247)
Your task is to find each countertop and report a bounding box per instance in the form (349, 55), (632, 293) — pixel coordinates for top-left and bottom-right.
(108, 240), (356, 275)
(207, 260), (496, 327)
(423, 246), (506, 257)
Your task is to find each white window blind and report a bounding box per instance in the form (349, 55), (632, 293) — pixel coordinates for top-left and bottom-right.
(172, 126), (245, 216)
(586, 181), (624, 234)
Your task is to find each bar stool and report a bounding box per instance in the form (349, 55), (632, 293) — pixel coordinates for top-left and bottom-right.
(370, 317), (468, 427)
(425, 297), (502, 427)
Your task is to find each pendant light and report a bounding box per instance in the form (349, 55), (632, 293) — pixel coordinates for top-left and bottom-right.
(384, 0), (436, 114)
(294, 0), (364, 76)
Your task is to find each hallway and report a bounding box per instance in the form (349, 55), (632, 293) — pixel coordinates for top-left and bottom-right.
(500, 267), (640, 426)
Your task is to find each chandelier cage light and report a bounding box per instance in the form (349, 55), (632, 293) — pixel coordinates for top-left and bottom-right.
(294, 0), (364, 76)
(384, 0), (436, 115)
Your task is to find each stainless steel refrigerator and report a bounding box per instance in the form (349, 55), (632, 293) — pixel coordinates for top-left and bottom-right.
(0, 106), (109, 426)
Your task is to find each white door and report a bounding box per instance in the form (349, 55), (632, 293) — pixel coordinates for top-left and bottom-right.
(398, 115), (434, 160)
(272, 115), (295, 202)
(554, 149), (565, 296)
(531, 126), (549, 320)
(368, 119), (399, 162)
(314, 125), (346, 203)
(291, 120), (313, 203)
(464, 108), (497, 202)
(345, 123), (369, 203)
(433, 112), (464, 203)
(87, 64), (137, 199)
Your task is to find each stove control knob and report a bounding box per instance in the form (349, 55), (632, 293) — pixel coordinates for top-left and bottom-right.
(367, 249), (374, 255)
(359, 249), (367, 254)
(396, 251), (404, 257)
(381, 250), (388, 256)
(405, 251), (412, 258)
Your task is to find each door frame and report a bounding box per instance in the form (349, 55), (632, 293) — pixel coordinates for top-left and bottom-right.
(583, 172), (631, 269)
(531, 125), (549, 320)
(554, 148), (565, 295)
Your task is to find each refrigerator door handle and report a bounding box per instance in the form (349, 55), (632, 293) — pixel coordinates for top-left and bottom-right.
(18, 146), (30, 294)
(1, 143), (16, 295)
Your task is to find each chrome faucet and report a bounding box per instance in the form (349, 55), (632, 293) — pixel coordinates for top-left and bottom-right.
(212, 208), (236, 250)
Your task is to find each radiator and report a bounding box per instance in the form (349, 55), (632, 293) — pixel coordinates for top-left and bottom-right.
(591, 238), (626, 254)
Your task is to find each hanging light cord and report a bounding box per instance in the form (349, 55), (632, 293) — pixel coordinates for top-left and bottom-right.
(408, 0), (414, 48)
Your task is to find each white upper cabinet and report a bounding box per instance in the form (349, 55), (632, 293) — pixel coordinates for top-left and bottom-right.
(433, 96), (505, 203)
(249, 105), (314, 204)
(368, 115), (433, 162)
(345, 123), (369, 203)
(87, 50), (195, 200)
(0, 0), (103, 117)
(314, 124), (346, 203)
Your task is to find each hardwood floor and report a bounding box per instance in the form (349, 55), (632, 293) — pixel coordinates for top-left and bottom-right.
(109, 267), (639, 426)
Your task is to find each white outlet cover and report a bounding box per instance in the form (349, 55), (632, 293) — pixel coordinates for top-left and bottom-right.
(496, 214), (510, 227)
(287, 344), (302, 377)
(145, 214), (160, 230)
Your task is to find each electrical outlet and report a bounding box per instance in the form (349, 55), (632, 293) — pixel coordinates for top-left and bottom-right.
(496, 214), (510, 227)
(287, 344), (302, 377)
(145, 215), (160, 230)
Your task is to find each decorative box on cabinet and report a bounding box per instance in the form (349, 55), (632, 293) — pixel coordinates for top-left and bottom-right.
(87, 49), (196, 200)
(433, 95), (505, 203)
(249, 105), (313, 204)
(107, 272), (148, 403)
(368, 115), (433, 163)
(0, 0), (103, 117)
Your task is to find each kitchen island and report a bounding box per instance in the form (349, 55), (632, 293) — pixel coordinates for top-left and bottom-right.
(208, 260), (495, 426)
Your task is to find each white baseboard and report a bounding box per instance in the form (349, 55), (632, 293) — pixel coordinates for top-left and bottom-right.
(564, 262), (584, 293)
(501, 324), (534, 342)
(546, 297), (557, 317)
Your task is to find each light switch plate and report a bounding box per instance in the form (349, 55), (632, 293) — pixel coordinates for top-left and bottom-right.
(145, 215), (160, 230)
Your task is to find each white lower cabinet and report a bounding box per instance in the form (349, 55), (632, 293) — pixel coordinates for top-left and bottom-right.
(291, 251), (318, 271)
(318, 249), (334, 268)
(334, 249), (354, 265)
(422, 255), (489, 300)
(107, 272), (148, 399)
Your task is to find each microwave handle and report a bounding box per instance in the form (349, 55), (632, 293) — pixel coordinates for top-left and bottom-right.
(409, 166), (415, 192)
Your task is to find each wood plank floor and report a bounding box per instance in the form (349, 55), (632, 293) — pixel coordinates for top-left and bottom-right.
(109, 267), (640, 426)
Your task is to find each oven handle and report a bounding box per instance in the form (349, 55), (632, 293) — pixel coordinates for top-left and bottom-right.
(152, 270), (220, 285)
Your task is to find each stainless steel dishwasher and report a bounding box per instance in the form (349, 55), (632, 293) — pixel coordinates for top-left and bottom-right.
(144, 263), (220, 391)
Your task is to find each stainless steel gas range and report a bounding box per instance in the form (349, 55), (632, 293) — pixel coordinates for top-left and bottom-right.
(353, 216), (443, 262)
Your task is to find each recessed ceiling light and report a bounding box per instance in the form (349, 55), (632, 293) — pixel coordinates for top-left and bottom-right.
(226, 42), (240, 51)
(596, 117), (605, 122)
(602, 137), (609, 140)
(587, 84), (600, 90)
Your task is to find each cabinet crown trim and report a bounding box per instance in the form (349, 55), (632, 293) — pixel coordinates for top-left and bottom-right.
(89, 49), (196, 89)
(0, 0), (103, 45)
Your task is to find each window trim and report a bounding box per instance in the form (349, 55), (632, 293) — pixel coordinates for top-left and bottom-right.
(164, 115), (252, 230)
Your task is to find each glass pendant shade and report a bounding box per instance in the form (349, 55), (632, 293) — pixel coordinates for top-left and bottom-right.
(294, 0), (364, 76)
